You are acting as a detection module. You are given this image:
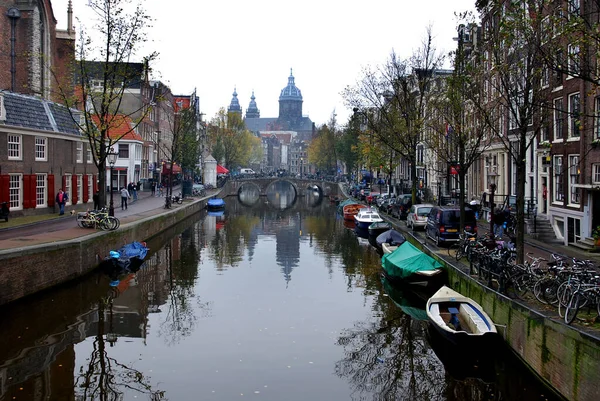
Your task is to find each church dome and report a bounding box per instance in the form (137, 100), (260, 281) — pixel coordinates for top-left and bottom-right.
(228, 87), (242, 114)
(279, 69), (302, 101)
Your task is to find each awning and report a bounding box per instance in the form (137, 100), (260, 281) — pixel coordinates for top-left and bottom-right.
(162, 163), (182, 175)
(217, 165), (229, 174)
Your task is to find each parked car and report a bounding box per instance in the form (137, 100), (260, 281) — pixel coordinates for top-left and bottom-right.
(406, 203), (434, 231)
(425, 206), (477, 246)
(391, 194), (422, 220)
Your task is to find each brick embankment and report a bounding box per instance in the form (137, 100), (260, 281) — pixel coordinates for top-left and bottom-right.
(0, 188), (217, 306)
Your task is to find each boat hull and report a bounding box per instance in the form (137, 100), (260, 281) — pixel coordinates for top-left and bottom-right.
(426, 285), (498, 347)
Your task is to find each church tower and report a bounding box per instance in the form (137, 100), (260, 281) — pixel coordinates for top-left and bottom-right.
(278, 69), (302, 122)
(227, 87), (242, 115)
(245, 90), (260, 118)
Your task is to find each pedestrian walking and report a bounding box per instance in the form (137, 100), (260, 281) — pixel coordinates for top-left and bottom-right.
(93, 191), (100, 210)
(128, 182), (137, 202)
(56, 189), (68, 215)
(151, 181), (156, 196)
(120, 186), (130, 210)
(493, 206), (505, 239)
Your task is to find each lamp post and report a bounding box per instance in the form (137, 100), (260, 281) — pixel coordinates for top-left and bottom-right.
(107, 149), (118, 217)
(300, 157), (303, 179)
(488, 170), (499, 237)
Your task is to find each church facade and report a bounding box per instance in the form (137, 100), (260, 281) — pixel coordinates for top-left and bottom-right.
(227, 70), (315, 175)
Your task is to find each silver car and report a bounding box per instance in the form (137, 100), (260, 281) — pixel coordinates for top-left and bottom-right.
(406, 203), (434, 230)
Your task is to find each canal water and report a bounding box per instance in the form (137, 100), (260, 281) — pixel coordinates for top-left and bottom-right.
(0, 182), (563, 401)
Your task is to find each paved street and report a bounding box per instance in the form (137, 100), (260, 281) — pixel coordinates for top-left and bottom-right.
(0, 186), (195, 250)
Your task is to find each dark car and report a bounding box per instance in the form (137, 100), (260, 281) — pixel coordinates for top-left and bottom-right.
(391, 194), (422, 220)
(425, 206), (477, 246)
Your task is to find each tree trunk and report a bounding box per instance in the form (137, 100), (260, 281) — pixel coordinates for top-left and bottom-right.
(98, 166), (107, 208)
(515, 133), (527, 264)
(411, 157), (417, 204)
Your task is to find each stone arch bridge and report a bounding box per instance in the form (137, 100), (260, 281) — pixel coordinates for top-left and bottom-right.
(221, 178), (342, 198)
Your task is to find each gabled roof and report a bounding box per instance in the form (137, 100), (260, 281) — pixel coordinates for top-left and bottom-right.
(1, 92), (80, 135)
(90, 114), (143, 141)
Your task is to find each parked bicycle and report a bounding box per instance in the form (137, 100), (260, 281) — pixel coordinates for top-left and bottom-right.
(76, 207), (119, 231)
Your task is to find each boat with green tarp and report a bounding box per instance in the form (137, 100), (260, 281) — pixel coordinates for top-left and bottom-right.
(381, 241), (445, 291)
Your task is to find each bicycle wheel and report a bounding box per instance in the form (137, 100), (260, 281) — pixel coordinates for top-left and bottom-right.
(506, 272), (531, 300)
(533, 277), (554, 304)
(106, 216), (120, 231)
(564, 292), (580, 324)
(557, 284), (575, 318)
(98, 217), (112, 231)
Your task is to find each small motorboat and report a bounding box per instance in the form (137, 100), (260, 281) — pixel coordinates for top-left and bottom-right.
(368, 221), (392, 241)
(381, 241), (444, 289)
(354, 208), (383, 230)
(426, 285), (497, 346)
(343, 203), (367, 221)
(207, 197), (225, 210)
(376, 229), (406, 253)
(101, 241), (149, 285)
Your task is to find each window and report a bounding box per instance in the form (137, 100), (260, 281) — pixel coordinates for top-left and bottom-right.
(568, 93), (580, 138)
(36, 174), (46, 207)
(76, 142), (83, 163)
(593, 164), (600, 184)
(64, 174), (72, 205)
(86, 145), (93, 163)
(554, 50), (564, 85)
(568, 44), (580, 75)
(87, 174), (93, 203)
(77, 174), (83, 204)
(118, 143), (129, 158)
(541, 66), (549, 88)
(541, 16), (550, 44)
(9, 174), (21, 209)
(8, 134), (21, 160)
(554, 156), (564, 202)
(569, 155), (580, 204)
(35, 137), (47, 161)
(568, 0), (580, 16)
(554, 98), (564, 140)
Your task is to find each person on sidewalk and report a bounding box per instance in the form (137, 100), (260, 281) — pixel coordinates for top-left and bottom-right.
(128, 182), (137, 202)
(151, 181), (156, 196)
(56, 189), (68, 215)
(493, 206), (505, 239)
(120, 186), (130, 210)
(93, 191), (100, 210)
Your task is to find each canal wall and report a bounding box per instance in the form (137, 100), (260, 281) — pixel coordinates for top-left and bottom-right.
(407, 235), (600, 401)
(0, 199), (208, 307)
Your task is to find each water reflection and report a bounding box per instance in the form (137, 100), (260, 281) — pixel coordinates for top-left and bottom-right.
(0, 197), (565, 401)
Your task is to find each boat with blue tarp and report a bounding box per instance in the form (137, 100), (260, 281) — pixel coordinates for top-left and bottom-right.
(207, 197), (225, 210)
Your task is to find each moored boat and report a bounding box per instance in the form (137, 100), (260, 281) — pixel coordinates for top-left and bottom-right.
(100, 241), (149, 285)
(354, 208), (383, 230)
(207, 197), (225, 210)
(426, 285), (498, 346)
(375, 229), (406, 252)
(368, 221), (392, 241)
(343, 203), (367, 221)
(381, 241), (444, 289)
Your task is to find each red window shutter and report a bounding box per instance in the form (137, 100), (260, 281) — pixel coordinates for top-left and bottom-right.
(23, 175), (33, 209)
(48, 175), (55, 207)
(83, 175), (89, 203)
(93, 175), (98, 193)
(0, 175), (9, 204)
(71, 175), (78, 204)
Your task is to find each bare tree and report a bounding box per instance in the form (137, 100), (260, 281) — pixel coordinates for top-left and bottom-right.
(343, 28), (447, 205)
(426, 19), (494, 233)
(52, 0), (157, 208)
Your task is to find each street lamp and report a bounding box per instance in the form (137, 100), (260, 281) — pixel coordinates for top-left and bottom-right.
(300, 157), (303, 179)
(488, 169), (499, 237)
(107, 149), (118, 217)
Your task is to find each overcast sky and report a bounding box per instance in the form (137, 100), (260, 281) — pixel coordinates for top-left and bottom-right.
(52, 0), (476, 126)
